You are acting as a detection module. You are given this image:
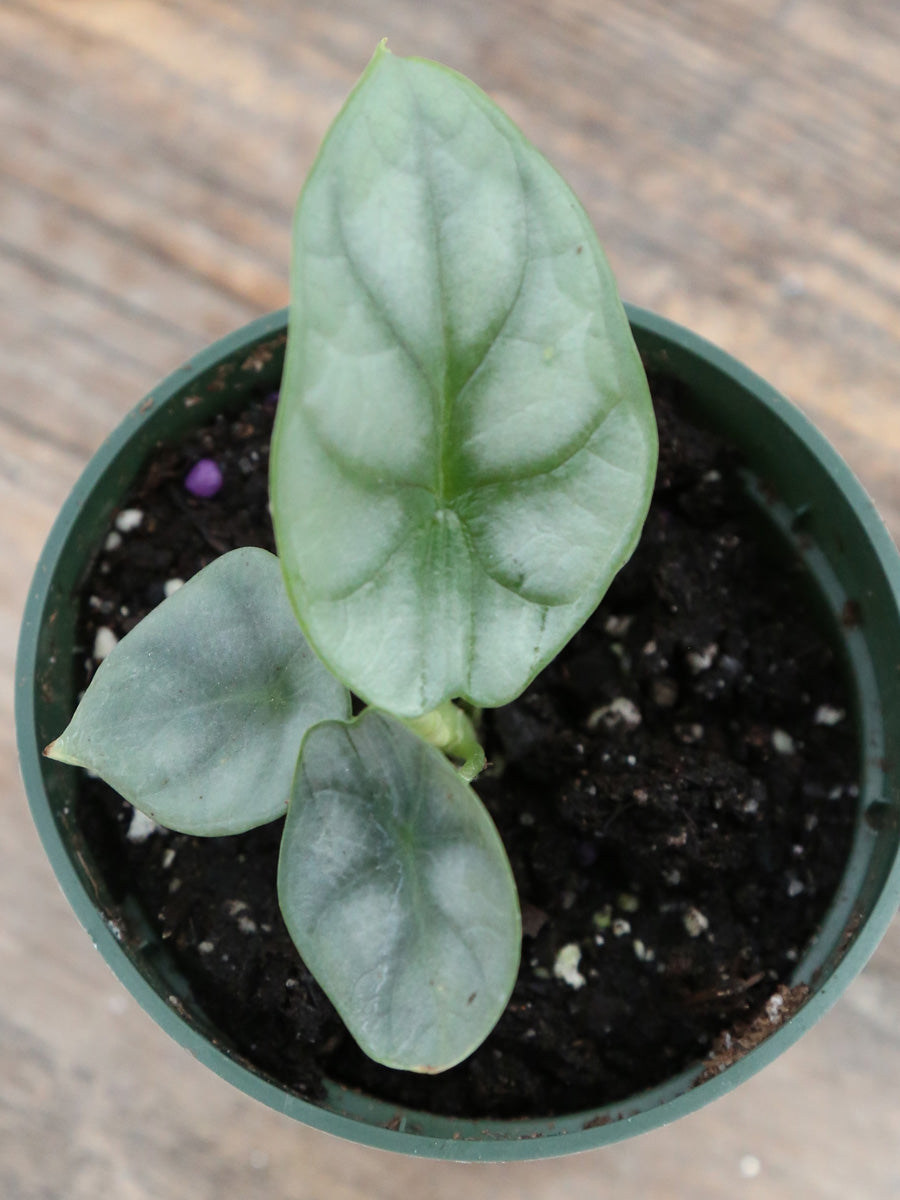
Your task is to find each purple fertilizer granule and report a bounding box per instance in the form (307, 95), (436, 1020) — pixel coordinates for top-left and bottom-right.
(184, 458), (224, 498)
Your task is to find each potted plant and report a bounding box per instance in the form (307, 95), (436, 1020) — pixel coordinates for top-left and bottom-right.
(16, 45), (900, 1159)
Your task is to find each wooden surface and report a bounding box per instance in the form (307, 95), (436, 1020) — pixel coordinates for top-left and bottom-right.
(2, 1), (900, 1195)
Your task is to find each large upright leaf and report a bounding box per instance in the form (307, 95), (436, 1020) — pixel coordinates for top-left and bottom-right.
(271, 45), (657, 717)
(278, 709), (521, 1073)
(45, 548), (350, 835)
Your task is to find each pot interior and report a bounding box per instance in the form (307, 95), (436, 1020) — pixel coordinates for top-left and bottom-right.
(19, 308), (900, 1160)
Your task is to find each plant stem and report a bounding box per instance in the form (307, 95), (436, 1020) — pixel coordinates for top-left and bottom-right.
(401, 700), (487, 782)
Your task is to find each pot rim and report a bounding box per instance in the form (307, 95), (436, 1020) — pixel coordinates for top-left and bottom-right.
(16, 305), (900, 1161)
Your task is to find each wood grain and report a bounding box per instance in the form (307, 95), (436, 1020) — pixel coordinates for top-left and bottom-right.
(2, 1), (899, 1196)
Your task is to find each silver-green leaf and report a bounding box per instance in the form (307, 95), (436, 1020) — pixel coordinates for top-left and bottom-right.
(278, 709), (521, 1073)
(271, 45), (657, 717)
(45, 548), (350, 835)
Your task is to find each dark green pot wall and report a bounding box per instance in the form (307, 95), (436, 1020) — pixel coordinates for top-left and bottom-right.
(16, 307), (900, 1161)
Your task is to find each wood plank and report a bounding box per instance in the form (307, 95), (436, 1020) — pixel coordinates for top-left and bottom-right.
(0, 180), (258, 342)
(2, 1), (899, 1196)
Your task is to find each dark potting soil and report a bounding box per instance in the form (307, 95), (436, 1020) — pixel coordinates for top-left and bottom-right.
(73, 378), (858, 1120)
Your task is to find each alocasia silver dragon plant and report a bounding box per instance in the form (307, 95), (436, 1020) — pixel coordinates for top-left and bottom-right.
(46, 44), (658, 1074)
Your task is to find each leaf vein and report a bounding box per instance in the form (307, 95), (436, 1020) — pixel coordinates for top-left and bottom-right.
(456, 394), (627, 495)
(332, 185), (436, 398)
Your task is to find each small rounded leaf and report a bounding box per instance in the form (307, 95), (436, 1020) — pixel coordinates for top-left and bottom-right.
(46, 548), (350, 835)
(278, 710), (521, 1072)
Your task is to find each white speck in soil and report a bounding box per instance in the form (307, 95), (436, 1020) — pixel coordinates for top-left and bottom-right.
(226, 899), (249, 916)
(603, 614), (633, 636)
(786, 877), (805, 898)
(633, 939), (655, 962)
(93, 626), (118, 661)
(285, 978), (298, 989)
(642, 640), (657, 656)
(683, 907), (710, 937)
(164, 577), (185, 597)
(663, 868), (682, 885)
(115, 508), (144, 533)
(168, 878), (181, 895)
(765, 993), (785, 1023)
(104, 531), (122, 552)
(814, 704), (845, 726)
(553, 943), (586, 989)
(126, 808), (159, 843)
(594, 934), (605, 946)
(587, 696), (642, 732)
(626, 754), (637, 766)
(772, 729), (795, 755)
(198, 941), (214, 954)
(612, 918), (631, 938)
(161, 848), (176, 869)
(686, 643), (718, 674)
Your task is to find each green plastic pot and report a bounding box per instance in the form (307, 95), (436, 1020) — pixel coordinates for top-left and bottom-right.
(16, 306), (900, 1161)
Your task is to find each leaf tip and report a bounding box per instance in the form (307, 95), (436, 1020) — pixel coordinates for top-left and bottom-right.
(369, 37), (393, 72)
(43, 735), (78, 767)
